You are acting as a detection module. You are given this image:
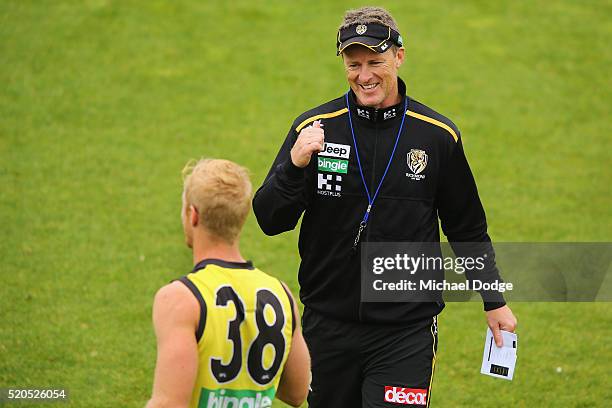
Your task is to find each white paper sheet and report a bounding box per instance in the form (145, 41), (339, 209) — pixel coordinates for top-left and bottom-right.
(480, 328), (517, 380)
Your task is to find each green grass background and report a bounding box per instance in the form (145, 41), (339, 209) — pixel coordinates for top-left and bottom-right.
(1, 1), (610, 407)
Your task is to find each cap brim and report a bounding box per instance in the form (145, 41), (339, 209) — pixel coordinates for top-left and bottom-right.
(337, 37), (391, 55)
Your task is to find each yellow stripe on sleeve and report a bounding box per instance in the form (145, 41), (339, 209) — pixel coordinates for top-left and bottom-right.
(295, 108), (349, 133)
(406, 110), (459, 142)
(426, 316), (438, 408)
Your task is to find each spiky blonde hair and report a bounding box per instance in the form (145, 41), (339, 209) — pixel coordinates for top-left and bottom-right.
(182, 158), (252, 243)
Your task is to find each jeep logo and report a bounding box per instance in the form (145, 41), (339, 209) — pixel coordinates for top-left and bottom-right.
(319, 142), (351, 159)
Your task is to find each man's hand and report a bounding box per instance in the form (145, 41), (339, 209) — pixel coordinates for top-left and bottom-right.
(485, 305), (517, 347)
(291, 120), (324, 168)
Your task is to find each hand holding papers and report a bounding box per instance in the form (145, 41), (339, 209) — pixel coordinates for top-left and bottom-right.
(481, 328), (517, 380)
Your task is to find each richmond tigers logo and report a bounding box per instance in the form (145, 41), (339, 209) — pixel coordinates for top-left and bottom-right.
(407, 149), (428, 175)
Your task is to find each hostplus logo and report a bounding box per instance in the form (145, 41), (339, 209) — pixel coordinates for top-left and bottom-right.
(317, 173), (342, 197)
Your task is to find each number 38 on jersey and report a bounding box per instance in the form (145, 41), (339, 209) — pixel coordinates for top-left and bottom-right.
(210, 286), (288, 385)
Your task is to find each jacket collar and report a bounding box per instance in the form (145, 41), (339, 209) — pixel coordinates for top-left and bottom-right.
(348, 77), (407, 124)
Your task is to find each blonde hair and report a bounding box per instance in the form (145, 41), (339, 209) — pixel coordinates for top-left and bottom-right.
(182, 158), (252, 244)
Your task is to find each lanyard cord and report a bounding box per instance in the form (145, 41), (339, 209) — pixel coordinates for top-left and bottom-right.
(345, 92), (408, 250)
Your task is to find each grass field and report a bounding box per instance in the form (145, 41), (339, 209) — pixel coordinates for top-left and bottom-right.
(1, 1), (610, 407)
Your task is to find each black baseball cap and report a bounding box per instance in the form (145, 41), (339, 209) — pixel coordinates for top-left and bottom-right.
(336, 23), (403, 55)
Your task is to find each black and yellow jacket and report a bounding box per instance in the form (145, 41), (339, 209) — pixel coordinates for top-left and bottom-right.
(253, 78), (505, 324)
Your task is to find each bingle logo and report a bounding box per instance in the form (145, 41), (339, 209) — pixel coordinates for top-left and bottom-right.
(319, 142), (351, 159)
(318, 157), (348, 174)
(201, 387), (275, 408)
(384, 386), (427, 405)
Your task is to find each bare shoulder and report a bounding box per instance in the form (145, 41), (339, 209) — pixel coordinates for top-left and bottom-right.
(153, 280), (199, 323)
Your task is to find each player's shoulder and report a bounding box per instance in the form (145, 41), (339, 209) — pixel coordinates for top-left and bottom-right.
(153, 280), (200, 319)
(155, 280), (194, 302)
(291, 95), (348, 133)
(406, 97), (461, 144)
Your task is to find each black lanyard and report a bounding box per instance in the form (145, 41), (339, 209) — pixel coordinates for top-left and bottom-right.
(345, 92), (408, 250)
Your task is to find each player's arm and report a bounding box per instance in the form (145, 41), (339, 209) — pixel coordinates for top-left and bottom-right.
(276, 282), (311, 407)
(146, 281), (200, 408)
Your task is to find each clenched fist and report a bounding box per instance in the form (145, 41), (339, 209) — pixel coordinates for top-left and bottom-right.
(291, 120), (325, 168)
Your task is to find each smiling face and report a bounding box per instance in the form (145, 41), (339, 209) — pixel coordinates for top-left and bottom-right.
(342, 45), (404, 109)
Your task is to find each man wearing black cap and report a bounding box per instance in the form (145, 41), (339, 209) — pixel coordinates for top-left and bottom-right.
(253, 6), (516, 407)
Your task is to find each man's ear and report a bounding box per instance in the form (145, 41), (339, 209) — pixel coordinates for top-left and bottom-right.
(395, 47), (405, 68)
(190, 205), (199, 227)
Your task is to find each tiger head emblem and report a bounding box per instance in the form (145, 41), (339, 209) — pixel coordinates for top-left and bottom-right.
(407, 149), (428, 175)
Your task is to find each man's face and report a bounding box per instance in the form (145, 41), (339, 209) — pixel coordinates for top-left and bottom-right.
(342, 45), (404, 109)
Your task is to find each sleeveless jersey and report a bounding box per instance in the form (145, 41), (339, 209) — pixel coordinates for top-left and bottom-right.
(178, 259), (295, 408)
